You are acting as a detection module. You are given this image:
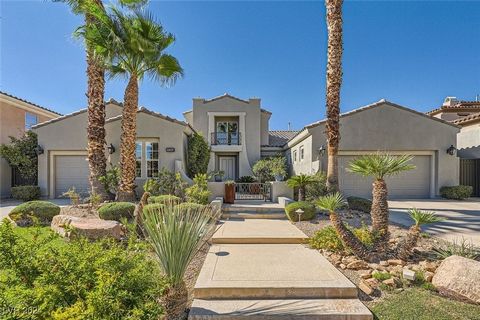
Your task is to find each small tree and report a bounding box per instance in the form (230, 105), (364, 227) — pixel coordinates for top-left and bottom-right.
(287, 174), (315, 201)
(187, 133), (210, 178)
(0, 131), (38, 184)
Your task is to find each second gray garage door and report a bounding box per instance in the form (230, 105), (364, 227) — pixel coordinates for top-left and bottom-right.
(55, 155), (90, 197)
(339, 155), (431, 199)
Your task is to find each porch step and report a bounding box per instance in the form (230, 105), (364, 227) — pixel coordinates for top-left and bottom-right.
(221, 212), (286, 219)
(212, 219), (308, 244)
(189, 299), (373, 320)
(222, 202), (286, 219)
(194, 244), (357, 299)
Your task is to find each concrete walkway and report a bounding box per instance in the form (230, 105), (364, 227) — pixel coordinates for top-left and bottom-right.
(389, 198), (480, 245)
(190, 214), (372, 319)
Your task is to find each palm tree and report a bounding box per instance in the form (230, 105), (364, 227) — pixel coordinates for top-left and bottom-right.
(316, 193), (371, 260)
(324, 0), (343, 193)
(287, 174), (315, 201)
(348, 153), (415, 252)
(395, 208), (443, 260)
(81, 5), (183, 201)
(57, 0), (145, 200)
(143, 203), (219, 320)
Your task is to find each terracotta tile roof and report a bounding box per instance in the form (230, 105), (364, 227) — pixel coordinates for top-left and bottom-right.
(426, 101), (480, 115)
(266, 130), (299, 147)
(0, 91), (62, 116)
(453, 112), (480, 126)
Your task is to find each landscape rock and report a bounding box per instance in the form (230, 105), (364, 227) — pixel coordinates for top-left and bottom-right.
(346, 259), (369, 270)
(420, 260), (438, 273)
(339, 263), (346, 270)
(425, 271), (434, 282)
(432, 255), (480, 304)
(365, 278), (379, 287)
(402, 268), (416, 281)
(382, 278), (396, 287)
(358, 280), (374, 295)
(359, 270), (372, 279)
(51, 214), (125, 240)
(379, 260), (389, 267)
(387, 259), (404, 266)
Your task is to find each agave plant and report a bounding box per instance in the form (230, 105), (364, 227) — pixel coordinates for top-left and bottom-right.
(142, 202), (220, 320)
(287, 174), (315, 201)
(348, 153), (415, 253)
(316, 192), (371, 260)
(395, 208), (444, 260)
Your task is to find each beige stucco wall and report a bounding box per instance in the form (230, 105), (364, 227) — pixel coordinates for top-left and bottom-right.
(0, 99), (56, 197)
(457, 123), (480, 150)
(190, 96), (264, 177)
(288, 103), (460, 196)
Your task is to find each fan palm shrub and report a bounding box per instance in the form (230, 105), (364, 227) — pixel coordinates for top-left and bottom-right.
(348, 153), (415, 252)
(287, 174), (315, 201)
(142, 203), (219, 320)
(316, 193), (371, 260)
(395, 208), (444, 260)
(80, 4), (183, 201)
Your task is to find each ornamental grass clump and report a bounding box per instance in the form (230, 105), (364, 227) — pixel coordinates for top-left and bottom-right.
(143, 202), (220, 320)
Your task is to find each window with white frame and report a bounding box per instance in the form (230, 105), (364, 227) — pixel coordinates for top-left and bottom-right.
(293, 150), (297, 163)
(300, 145), (304, 161)
(25, 112), (38, 130)
(135, 140), (159, 178)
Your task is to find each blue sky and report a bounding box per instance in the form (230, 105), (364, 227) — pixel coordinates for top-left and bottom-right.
(1, 0), (479, 130)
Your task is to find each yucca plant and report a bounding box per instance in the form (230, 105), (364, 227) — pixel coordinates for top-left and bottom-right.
(433, 237), (480, 261)
(395, 208), (444, 260)
(348, 153), (415, 253)
(316, 192), (371, 260)
(287, 174), (315, 201)
(142, 202), (220, 320)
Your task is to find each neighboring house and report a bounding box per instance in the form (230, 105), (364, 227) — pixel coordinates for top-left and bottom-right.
(33, 100), (193, 198)
(427, 96), (480, 196)
(286, 100), (460, 198)
(0, 91), (61, 198)
(183, 94), (284, 180)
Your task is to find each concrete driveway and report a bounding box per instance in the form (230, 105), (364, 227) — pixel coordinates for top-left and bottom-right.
(0, 198), (70, 222)
(389, 198), (480, 246)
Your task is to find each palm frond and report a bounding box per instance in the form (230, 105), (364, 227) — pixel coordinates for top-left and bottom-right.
(347, 153), (416, 179)
(408, 208), (444, 227)
(286, 174), (315, 188)
(316, 192), (347, 212)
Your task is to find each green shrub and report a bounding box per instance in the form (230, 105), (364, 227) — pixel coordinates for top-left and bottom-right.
(440, 185), (473, 200)
(433, 238), (480, 260)
(9, 201), (60, 226)
(187, 133), (210, 178)
(148, 194), (182, 205)
(98, 165), (120, 195)
(11, 185), (40, 201)
(98, 202), (135, 221)
(0, 131), (38, 184)
(347, 196), (372, 213)
(236, 176), (256, 183)
(0, 220), (166, 320)
(143, 168), (188, 198)
(372, 271), (392, 281)
(309, 224), (375, 252)
(143, 203), (165, 215)
(309, 225), (343, 251)
(185, 174), (211, 205)
(252, 156), (287, 182)
(285, 201), (316, 222)
(305, 171), (328, 201)
(175, 202), (206, 212)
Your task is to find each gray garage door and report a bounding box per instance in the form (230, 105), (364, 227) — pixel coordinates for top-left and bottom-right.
(339, 155), (431, 199)
(55, 155), (90, 197)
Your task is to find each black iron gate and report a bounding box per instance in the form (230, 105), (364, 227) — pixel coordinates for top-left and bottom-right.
(460, 159), (480, 196)
(235, 183), (271, 201)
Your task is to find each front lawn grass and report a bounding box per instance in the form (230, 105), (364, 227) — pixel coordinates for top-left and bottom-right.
(371, 288), (480, 320)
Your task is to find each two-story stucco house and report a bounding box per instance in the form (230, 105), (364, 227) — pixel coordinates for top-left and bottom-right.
(427, 96), (480, 196)
(0, 92), (61, 198)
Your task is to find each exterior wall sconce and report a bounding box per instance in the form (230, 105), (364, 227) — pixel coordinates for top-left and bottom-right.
(35, 145), (44, 155)
(318, 145), (326, 156)
(107, 143), (116, 154)
(446, 145), (456, 156)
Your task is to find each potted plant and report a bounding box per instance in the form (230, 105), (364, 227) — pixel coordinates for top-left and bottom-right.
(224, 180), (235, 204)
(271, 156), (287, 182)
(210, 170), (225, 182)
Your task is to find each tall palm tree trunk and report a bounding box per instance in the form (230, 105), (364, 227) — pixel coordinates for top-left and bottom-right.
(298, 186), (305, 201)
(117, 75), (138, 202)
(371, 179), (390, 253)
(329, 211), (371, 260)
(325, 0), (343, 193)
(85, 2), (109, 200)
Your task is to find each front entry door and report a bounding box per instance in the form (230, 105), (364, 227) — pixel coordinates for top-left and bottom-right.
(219, 156), (236, 181)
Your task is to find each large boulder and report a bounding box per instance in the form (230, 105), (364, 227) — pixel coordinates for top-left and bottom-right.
(51, 215), (125, 240)
(432, 255), (480, 304)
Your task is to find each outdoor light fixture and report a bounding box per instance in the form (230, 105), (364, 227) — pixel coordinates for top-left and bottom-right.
(446, 145), (456, 156)
(318, 145), (326, 156)
(34, 145), (44, 155)
(296, 208), (304, 222)
(107, 143), (116, 154)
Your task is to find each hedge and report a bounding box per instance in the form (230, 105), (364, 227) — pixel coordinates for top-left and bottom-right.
(98, 202), (135, 221)
(147, 194), (181, 205)
(440, 185), (473, 200)
(285, 201), (316, 222)
(347, 196), (372, 213)
(9, 201), (60, 226)
(11, 185), (41, 202)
